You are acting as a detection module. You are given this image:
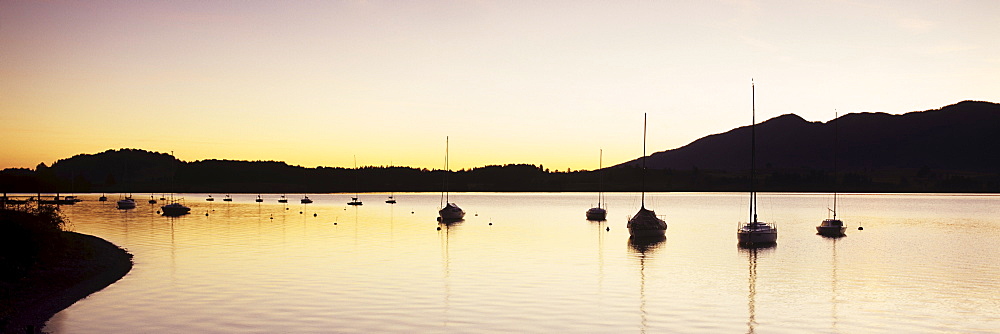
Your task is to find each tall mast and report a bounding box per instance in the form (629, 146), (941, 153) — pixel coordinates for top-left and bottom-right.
(445, 136), (450, 204)
(641, 113), (647, 209)
(598, 149), (604, 207)
(750, 79), (757, 223)
(833, 111), (839, 220)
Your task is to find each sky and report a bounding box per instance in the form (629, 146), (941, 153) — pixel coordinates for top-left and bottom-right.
(2, 0), (998, 171)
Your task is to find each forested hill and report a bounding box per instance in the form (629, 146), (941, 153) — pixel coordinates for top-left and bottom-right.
(617, 100), (1000, 173)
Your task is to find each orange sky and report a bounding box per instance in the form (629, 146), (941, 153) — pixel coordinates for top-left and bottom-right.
(2, 1), (998, 170)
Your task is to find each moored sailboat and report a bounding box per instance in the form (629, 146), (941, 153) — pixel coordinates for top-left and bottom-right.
(438, 136), (465, 222)
(627, 114), (667, 238)
(738, 80), (777, 247)
(818, 112), (847, 237)
(586, 149), (607, 221)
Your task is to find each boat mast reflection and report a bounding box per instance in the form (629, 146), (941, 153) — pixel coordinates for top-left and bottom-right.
(438, 220), (462, 327)
(740, 246), (773, 334)
(628, 235), (665, 333)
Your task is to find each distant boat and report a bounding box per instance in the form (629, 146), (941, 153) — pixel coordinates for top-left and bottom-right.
(99, 194), (108, 202)
(438, 136), (465, 221)
(223, 194), (232, 202)
(148, 195), (157, 204)
(627, 114), (667, 238)
(116, 196), (136, 210)
(206, 195), (215, 202)
(39, 194), (82, 205)
(161, 151), (189, 216)
(385, 194), (396, 204)
(818, 112), (847, 237)
(586, 149), (607, 221)
(161, 201), (190, 216)
(301, 195), (313, 204)
(738, 80), (777, 246)
(255, 195), (263, 203)
(348, 156), (363, 206)
(278, 195), (288, 203)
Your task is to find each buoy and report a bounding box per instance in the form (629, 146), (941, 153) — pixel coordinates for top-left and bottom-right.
(436, 226), (441, 230)
(475, 213), (478, 216)
(334, 222), (337, 225)
(606, 227), (610, 231)
(313, 213), (317, 217)
(205, 213), (209, 216)
(489, 222), (493, 225)
(286, 207), (289, 210)
(411, 211), (414, 214)
(156, 211), (160, 214)
(858, 226), (864, 230)
(299, 211), (303, 214)
(270, 217), (273, 220)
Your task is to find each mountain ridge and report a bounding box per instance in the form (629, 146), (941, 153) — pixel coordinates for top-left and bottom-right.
(618, 100), (1000, 173)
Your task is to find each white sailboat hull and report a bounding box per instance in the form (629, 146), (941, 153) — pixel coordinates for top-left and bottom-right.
(737, 222), (777, 245)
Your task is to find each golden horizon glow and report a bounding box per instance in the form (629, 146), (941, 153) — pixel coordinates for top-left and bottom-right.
(2, 1), (999, 171)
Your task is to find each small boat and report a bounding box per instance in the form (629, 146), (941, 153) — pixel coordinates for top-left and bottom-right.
(738, 80), (777, 247)
(39, 194), (82, 205)
(438, 136), (465, 222)
(148, 195), (157, 204)
(817, 218), (846, 237)
(385, 195), (396, 204)
(301, 196), (313, 204)
(161, 202), (191, 216)
(278, 195), (288, 203)
(817, 111), (847, 237)
(116, 196), (136, 210)
(347, 156), (363, 206)
(627, 114), (666, 238)
(99, 193), (108, 202)
(586, 149), (607, 221)
(206, 195), (215, 201)
(223, 194), (232, 202)
(255, 195), (263, 203)
(439, 202), (465, 221)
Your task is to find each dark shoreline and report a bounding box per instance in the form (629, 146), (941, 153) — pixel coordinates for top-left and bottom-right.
(1, 231), (132, 333)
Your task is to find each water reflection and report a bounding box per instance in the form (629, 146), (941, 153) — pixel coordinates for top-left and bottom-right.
(829, 237), (841, 330)
(628, 235), (665, 333)
(740, 246), (773, 334)
(438, 220), (462, 328)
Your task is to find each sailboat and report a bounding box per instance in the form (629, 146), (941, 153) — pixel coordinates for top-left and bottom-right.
(738, 80), (778, 246)
(438, 136), (465, 221)
(255, 194), (263, 203)
(115, 163), (136, 209)
(278, 194), (288, 203)
(301, 195), (313, 204)
(627, 114), (667, 238)
(161, 151), (190, 216)
(348, 156), (363, 206)
(586, 149), (608, 221)
(206, 195), (215, 201)
(99, 193), (108, 202)
(223, 194), (233, 202)
(386, 162), (397, 204)
(148, 195), (157, 204)
(818, 112), (847, 237)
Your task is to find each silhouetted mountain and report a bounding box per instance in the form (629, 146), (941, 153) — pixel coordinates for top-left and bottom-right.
(617, 100), (1000, 173)
(2, 101), (998, 193)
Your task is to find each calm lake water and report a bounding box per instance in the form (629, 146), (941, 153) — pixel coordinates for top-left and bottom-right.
(39, 192), (1000, 333)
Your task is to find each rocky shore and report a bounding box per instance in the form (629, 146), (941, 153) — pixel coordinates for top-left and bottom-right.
(0, 232), (132, 333)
